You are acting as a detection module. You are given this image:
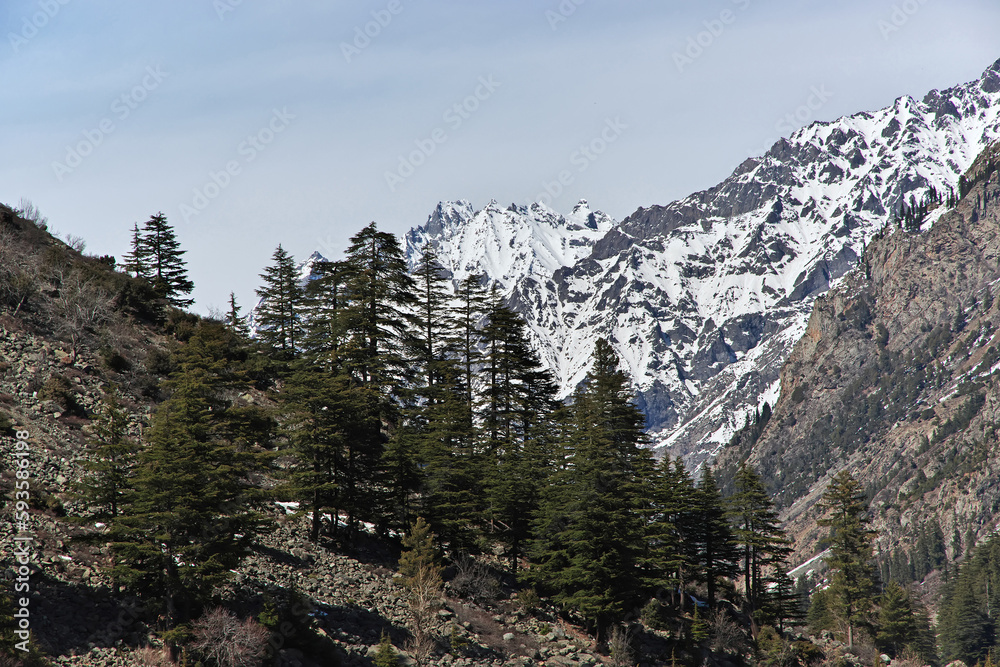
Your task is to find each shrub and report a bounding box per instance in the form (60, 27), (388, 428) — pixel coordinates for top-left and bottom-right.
(192, 607), (269, 667)
(450, 555), (501, 604)
(375, 631), (398, 667)
(100, 347), (131, 373)
(0, 412), (14, 437)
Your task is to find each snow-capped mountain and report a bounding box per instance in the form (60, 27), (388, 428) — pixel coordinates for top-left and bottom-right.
(403, 58), (1000, 467)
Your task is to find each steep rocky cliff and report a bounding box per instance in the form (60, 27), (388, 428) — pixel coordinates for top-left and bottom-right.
(718, 141), (1000, 574)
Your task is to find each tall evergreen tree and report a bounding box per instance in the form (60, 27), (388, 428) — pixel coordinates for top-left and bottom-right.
(875, 582), (915, 658)
(76, 388), (137, 519)
(299, 258), (349, 363)
(255, 245), (303, 360)
(226, 292), (250, 338)
(817, 470), (878, 647)
(339, 223), (416, 533)
(108, 322), (268, 624)
(139, 213), (195, 307)
(644, 455), (698, 620)
(527, 339), (651, 637)
(449, 273), (488, 418)
(728, 463), (793, 620)
(121, 222), (148, 279)
(479, 292), (559, 570)
(405, 246), (482, 549)
(690, 466), (739, 607)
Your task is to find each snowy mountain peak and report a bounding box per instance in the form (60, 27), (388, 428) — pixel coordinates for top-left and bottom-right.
(403, 200), (618, 292)
(402, 58), (1000, 469)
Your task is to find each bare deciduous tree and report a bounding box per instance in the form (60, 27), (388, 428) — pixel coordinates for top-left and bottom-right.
(191, 607), (269, 667)
(48, 266), (115, 358)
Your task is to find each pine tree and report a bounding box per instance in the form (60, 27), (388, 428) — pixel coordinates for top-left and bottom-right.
(226, 292), (250, 338)
(342, 222), (416, 387)
(255, 245), (303, 360)
(77, 388), (137, 519)
(527, 339), (651, 637)
(691, 466), (739, 607)
(139, 213), (194, 307)
(479, 292), (559, 571)
(645, 455), (698, 619)
(121, 222), (148, 279)
(728, 463), (793, 620)
(108, 322), (268, 624)
(299, 258), (349, 363)
(281, 363), (370, 543)
(404, 246), (481, 547)
(817, 470), (877, 647)
(450, 273), (488, 418)
(875, 582), (915, 658)
(374, 631), (398, 667)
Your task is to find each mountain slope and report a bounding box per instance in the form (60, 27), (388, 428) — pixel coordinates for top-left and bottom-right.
(717, 140), (1000, 568)
(405, 58), (1000, 467)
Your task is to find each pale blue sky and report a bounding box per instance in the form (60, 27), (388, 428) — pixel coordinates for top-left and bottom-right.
(2, 0), (998, 313)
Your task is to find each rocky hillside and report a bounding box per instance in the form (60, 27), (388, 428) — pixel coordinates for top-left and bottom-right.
(0, 205), (664, 667)
(717, 141), (1000, 575)
(402, 58), (1000, 468)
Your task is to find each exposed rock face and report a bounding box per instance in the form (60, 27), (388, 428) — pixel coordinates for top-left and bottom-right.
(717, 141), (1000, 566)
(405, 59), (1000, 468)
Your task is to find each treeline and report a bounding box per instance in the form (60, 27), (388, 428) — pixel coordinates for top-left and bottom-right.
(805, 472), (937, 664)
(938, 532), (1000, 665)
(72, 219), (810, 649)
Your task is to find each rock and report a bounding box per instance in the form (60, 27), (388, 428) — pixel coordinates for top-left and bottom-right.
(881, 655), (891, 664)
(502, 633), (515, 642)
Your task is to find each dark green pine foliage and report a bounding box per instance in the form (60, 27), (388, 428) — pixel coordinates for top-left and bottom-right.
(450, 273), (488, 417)
(139, 213), (195, 307)
(691, 466), (739, 607)
(644, 455), (698, 617)
(769, 560), (806, 632)
(299, 258), (349, 362)
(341, 222), (415, 387)
(282, 362), (371, 543)
(340, 223), (417, 532)
(407, 246), (481, 549)
(479, 288), (559, 571)
(938, 533), (1000, 665)
(528, 339), (651, 636)
(281, 256), (377, 543)
(875, 581), (913, 657)
(728, 463), (793, 621)
(816, 470), (878, 647)
(109, 322), (268, 625)
(255, 244), (304, 360)
(226, 291), (250, 338)
(76, 388), (137, 519)
(121, 222), (147, 279)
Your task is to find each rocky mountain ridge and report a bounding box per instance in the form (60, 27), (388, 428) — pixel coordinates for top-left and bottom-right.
(716, 139), (1000, 572)
(402, 58), (1000, 468)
